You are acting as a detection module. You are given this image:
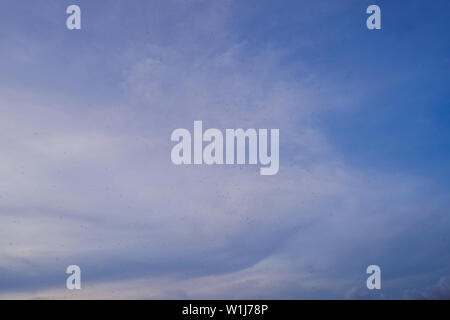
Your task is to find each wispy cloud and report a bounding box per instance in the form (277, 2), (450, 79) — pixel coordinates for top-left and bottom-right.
(0, 0), (449, 299)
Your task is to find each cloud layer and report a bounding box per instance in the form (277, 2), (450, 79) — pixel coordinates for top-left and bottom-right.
(0, 0), (449, 299)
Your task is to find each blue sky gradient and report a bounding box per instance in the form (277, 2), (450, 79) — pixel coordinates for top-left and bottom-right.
(0, 0), (449, 299)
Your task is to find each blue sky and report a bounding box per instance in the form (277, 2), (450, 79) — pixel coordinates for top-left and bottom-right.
(0, 0), (449, 299)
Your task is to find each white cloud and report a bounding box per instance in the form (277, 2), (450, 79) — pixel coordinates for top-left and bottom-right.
(0, 0), (447, 299)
